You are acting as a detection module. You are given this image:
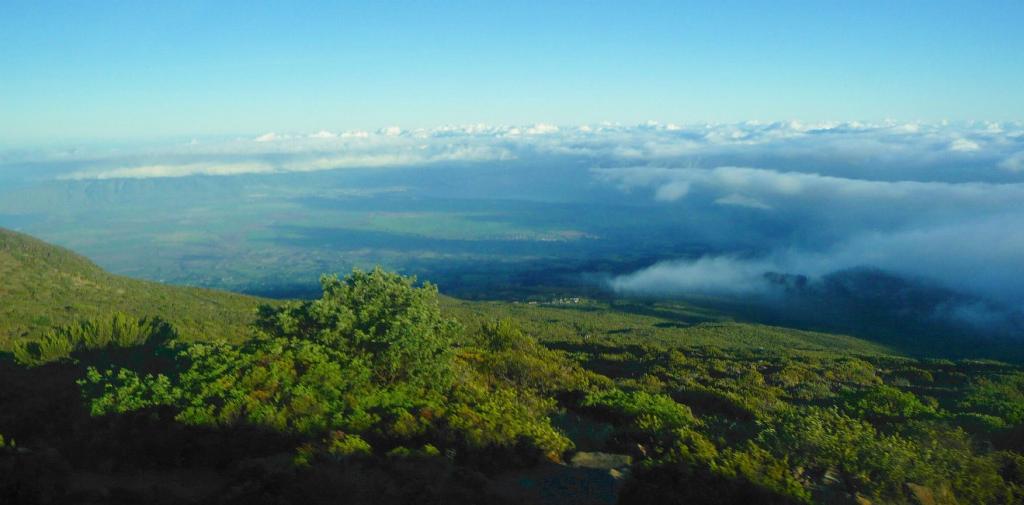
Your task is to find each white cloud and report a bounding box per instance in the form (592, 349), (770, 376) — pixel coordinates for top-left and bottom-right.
(340, 130), (370, 139)
(580, 121), (1024, 311)
(715, 193), (772, 210)
(309, 130), (337, 139)
(12, 120), (1024, 173)
(611, 255), (776, 296)
(654, 181), (690, 201)
(949, 138), (980, 152)
(600, 163), (1024, 308)
(610, 212), (1024, 309)
(59, 135), (517, 179)
(60, 161), (277, 180)
(525, 123), (559, 135)
(596, 165), (1024, 213)
(1000, 151), (1024, 172)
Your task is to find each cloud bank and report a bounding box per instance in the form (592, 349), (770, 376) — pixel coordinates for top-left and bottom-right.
(567, 122), (1024, 333)
(596, 164), (1024, 308)
(13, 119), (1015, 183)
(5, 120), (1023, 327)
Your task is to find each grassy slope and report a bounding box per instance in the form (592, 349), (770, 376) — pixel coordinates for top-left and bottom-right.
(442, 297), (894, 358)
(0, 228), (267, 349)
(1, 226), (896, 360)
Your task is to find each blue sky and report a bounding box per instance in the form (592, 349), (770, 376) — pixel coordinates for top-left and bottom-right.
(1, 0), (1022, 143)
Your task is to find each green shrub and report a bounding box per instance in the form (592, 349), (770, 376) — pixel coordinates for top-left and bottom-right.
(80, 268), (573, 466)
(842, 385), (939, 422)
(959, 374), (1024, 425)
(583, 389), (697, 431)
(13, 313), (173, 366)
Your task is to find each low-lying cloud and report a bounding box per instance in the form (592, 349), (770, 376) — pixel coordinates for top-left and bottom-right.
(610, 255), (781, 296)
(5, 120), (1023, 332)
(12, 119), (1019, 183)
(590, 124), (1024, 334)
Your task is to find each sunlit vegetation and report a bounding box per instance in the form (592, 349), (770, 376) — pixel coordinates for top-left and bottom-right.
(439, 295), (1024, 504)
(2, 230), (1024, 503)
(12, 313), (172, 366)
(0, 228), (264, 348)
(77, 269), (581, 467)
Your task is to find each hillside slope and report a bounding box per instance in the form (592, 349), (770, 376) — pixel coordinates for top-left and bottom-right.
(0, 228), (266, 348)
(2, 226), (895, 358)
(442, 297), (894, 358)
(8, 227), (1004, 363)
(3, 229), (1024, 504)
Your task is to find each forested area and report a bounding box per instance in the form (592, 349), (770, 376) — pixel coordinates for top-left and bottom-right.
(1, 267), (1024, 504)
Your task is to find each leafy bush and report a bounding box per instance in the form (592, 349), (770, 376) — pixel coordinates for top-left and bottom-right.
(959, 374), (1024, 426)
(621, 446), (809, 505)
(465, 318), (598, 394)
(824, 357), (880, 386)
(13, 313), (173, 366)
(582, 389), (698, 433)
(443, 385), (572, 463)
(955, 412), (1008, 434)
(80, 268), (573, 466)
(842, 384), (939, 422)
(256, 268), (459, 390)
(80, 367), (178, 417)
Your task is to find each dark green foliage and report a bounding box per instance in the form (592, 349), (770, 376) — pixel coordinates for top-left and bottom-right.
(12, 313), (173, 366)
(620, 459), (807, 505)
(79, 269), (573, 467)
(842, 384), (939, 422)
(255, 269), (457, 389)
(960, 374), (1024, 426)
(440, 384), (573, 465)
(581, 389), (698, 434)
(465, 318), (602, 394)
(758, 406), (925, 498)
(3, 235), (1024, 504)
